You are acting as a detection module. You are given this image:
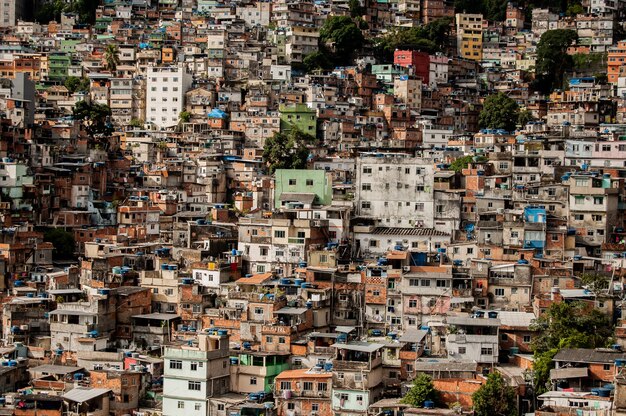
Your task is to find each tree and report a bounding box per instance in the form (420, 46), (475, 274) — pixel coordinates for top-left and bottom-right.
(129, 118), (144, 128)
(401, 373), (438, 407)
(303, 51), (333, 73)
(64, 76), (90, 94)
(72, 100), (113, 141)
(349, 0), (364, 17)
(535, 29), (578, 93)
(518, 109), (535, 127)
(472, 372), (517, 416)
(374, 18), (451, 61)
(263, 128), (315, 174)
(449, 155), (474, 173)
(104, 44), (121, 74)
(179, 111), (192, 123)
(320, 16), (364, 66)
(44, 228), (76, 260)
(479, 93), (519, 132)
(580, 273), (610, 296)
(530, 301), (613, 393)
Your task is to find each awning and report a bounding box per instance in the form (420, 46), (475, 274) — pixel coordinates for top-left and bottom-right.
(275, 307), (308, 315)
(550, 367), (588, 380)
(48, 310), (97, 316)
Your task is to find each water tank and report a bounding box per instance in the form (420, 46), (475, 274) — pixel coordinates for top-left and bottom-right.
(294, 279), (304, 286)
(487, 311), (498, 319)
(591, 388), (601, 395)
(7, 361), (17, 367)
(243, 342), (251, 350)
(509, 347), (519, 355)
(306, 301), (313, 309)
(280, 278), (291, 285)
(423, 401), (435, 409)
(161, 264), (169, 270)
(324, 362), (333, 371)
(26, 293), (34, 298)
(74, 373), (84, 381)
(217, 329), (228, 336)
(230, 357), (239, 365)
(597, 388), (611, 397)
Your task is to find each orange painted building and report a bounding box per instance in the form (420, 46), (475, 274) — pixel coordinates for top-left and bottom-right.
(274, 368), (333, 416)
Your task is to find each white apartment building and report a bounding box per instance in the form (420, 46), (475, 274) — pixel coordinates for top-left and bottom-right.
(146, 65), (193, 129)
(355, 155), (436, 228)
(162, 333), (231, 416)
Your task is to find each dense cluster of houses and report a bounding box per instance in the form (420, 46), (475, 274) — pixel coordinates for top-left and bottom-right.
(0, 0), (626, 416)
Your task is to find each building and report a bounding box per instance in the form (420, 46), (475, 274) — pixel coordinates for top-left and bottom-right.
(146, 65), (193, 129)
(456, 13), (484, 61)
(162, 332), (231, 416)
(274, 169), (333, 209)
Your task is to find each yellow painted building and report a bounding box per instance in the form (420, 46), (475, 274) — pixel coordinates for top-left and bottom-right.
(456, 13), (484, 61)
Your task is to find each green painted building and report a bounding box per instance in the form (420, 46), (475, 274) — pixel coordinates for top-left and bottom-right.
(48, 53), (71, 81)
(231, 352), (290, 393)
(278, 103), (317, 135)
(274, 169), (332, 209)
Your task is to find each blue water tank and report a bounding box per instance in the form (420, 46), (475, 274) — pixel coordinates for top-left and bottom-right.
(280, 278), (291, 285)
(597, 388), (611, 397)
(591, 388), (601, 395)
(161, 264), (169, 270)
(26, 293), (34, 298)
(294, 279), (304, 286)
(218, 329), (228, 336)
(13, 281), (23, 287)
(74, 373), (84, 381)
(324, 362), (333, 371)
(488, 311), (498, 318)
(243, 342), (251, 350)
(230, 357), (239, 365)
(7, 361), (17, 367)
(424, 400), (435, 409)
(306, 301), (313, 309)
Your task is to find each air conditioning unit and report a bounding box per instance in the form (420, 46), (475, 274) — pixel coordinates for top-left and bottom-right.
(403, 266), (411, 272)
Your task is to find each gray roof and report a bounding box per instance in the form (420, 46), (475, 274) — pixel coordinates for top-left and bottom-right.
(132, 313), (180, 320)
(335, 326), (356, 334)
(399, 329), (428, 343)
(48, 310), (96, 316)
(47, 289), (84, 295)
(497, 311), (536, 328)
(414, 360), (478, 372)
(553, 348), (626, 364)
(279, 192), (316, 204)
(447, 316), (501, 327)
(63, 388), (111, 403)
(275, 307), (308, 315)
(308, 332), (341, 339)
(369, 227), (450, 237)
(30, 365), (83, 375)
(331, 341), (384, 353)
(550, 367), (588, 380)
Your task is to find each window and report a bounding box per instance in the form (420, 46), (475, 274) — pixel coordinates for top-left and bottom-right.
(363, 166), (372, 174)
(178, 401), (185, 409)
(362, 183), (371, 191)
(604, 364), (612, 371)
(575, 196), (584, 205)
(254, 307), (264, 315)
(170, 360), (182, 369)
(278, 337), (285, 344)
(481, 347), (493, 355)
(409, 299), (417, 308)
(361, 201), (371, 209)
(287, 403), (295, 410)
(288, 179), (296, 185)
(195, 403), (202, 411)
(356, 395), (364, 403)
(250, 377), (257, 385)
(274, 230), (285, 238)
(501, 334), (508, 341)
(280, 381), (292, 390)
(495, 288), (505, 297)
(188, 381), (201, 391)
(303, 381), (313, 390)
(318, 382), (328, 391)
(337, 372), (344, 379)
(266, 336), (273, 343)
(458, 347), (466, 354)
(594, 196), (604, 205)
(191, 362), (198, 371)
(415, 203), (424, 211)
(312, 403), (319, 412)
(306, 179), (313, 186)
(523, 335), (531, 343)
(355, 373), (363, 382)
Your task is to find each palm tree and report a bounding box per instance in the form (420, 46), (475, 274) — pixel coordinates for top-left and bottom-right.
(104, 44), (120, 74)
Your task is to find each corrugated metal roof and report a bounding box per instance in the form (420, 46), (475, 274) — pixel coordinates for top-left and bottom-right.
(370, 227), (450, 236)
(63, 388), (111, 403)
(331, 341), (384, 353)
(550, 367), (588, 380)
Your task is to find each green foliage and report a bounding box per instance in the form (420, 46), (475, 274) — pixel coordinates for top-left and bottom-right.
(572, 53), (607, 76)
(72, 100), (113, 140)
(104, 44), (121, 73)
(534, 29), (578, 93)
(263, 128), (315, 174)
(320, 16), (365, 66)
(518, 109), (535, 127)
(129, 118), (144, 128)
(580, 273), (610, 295)
(64, 77), (90, 94)
(401, 373), (438, 407)
(349, 0), (365, 17)
(35, 0), (97, 24)
(472, 372), (516, 416)
(374, 18), (451, 61)
(44, 228), (76, 260)
(566, 2), (584, 15)
(530, 301), (613, 393)
(479, 93), (519, 132)
(303, 51), (333, 73)
(179, 111), (192, 123)
(449, 155), (474, 173)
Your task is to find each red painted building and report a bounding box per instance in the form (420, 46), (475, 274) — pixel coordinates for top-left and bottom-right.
(394, 50), (430, 83)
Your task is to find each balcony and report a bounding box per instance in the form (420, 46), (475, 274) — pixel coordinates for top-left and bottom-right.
(288, 237), (305, 245)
